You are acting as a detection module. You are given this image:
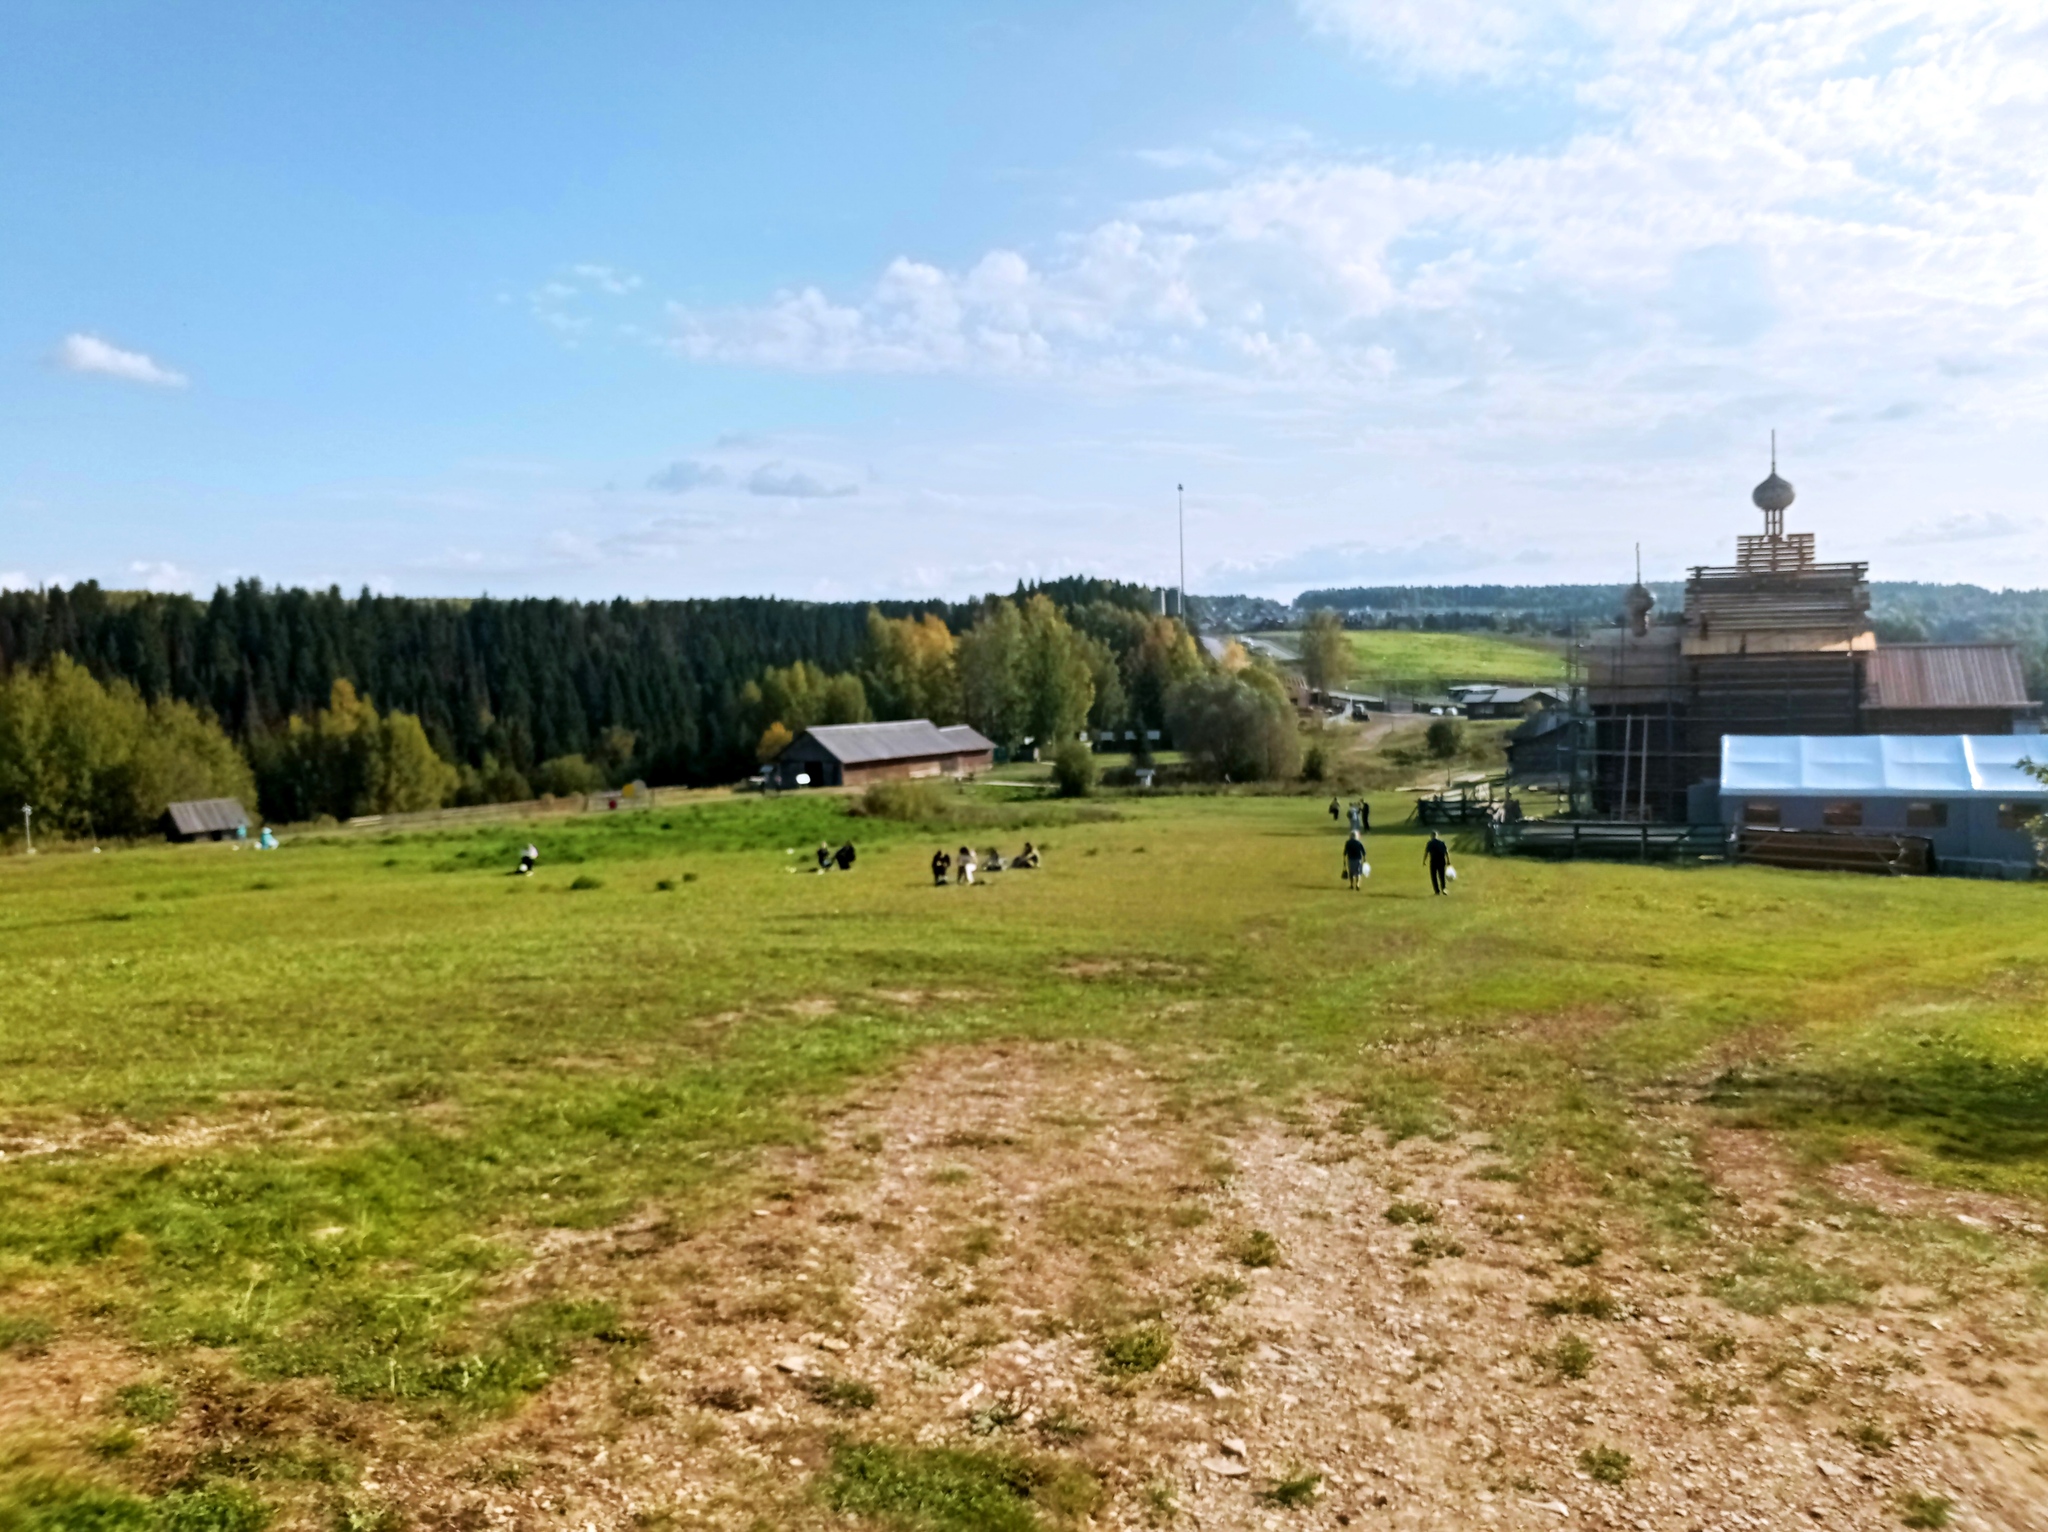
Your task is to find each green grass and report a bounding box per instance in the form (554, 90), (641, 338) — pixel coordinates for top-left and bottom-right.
(3, 785), (2048, 1503)
(820, 1442), (1098, 1532)
(1255, 1469), (1321, 1507)
(1899, 1491), (1954, 1528)
(1273, 629), (1568, 687)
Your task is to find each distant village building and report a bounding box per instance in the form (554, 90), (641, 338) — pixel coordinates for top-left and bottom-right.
(1450, 684), (1568, 719)
(1581, 450), (2040, 822)
(165, 798), (249, 842)
(767, 720), (995, 790)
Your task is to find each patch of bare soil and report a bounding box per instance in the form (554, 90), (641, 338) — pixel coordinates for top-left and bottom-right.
(0, 1103), (339, 1164)
(10, 1046), (2046, 1531)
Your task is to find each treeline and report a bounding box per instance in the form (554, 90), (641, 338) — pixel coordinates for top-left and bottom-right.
(0, 579), (1163, 776)
(1292, 583), (1686, 632)
(0, 577), (1191, 830)
(742, 597), (1207, 761)
(1290, 580), (2048, 694)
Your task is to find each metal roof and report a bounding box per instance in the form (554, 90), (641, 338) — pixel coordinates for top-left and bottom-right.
(1720, 735), (2048, 799)
(1863, 643), (2030, 711)
(166, 798), (250, 835)
(789, 720), (980, 765)
(937, 724), (996, 753)
(1457, 685), (1564, 705)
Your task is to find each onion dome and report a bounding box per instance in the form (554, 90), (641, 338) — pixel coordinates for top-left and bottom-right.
(1752, 469), (1795, 514)
(1623, 581), (1654, 636)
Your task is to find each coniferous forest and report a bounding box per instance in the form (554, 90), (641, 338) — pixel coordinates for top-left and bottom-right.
(0, 578), (1168, 800)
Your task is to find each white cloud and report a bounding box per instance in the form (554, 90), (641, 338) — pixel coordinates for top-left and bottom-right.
(571, 263), (642, 295)
(126, 560), (194, 592)
(53, 333), (188, 388)
(1297, 0), (1541, 81)
(647, 459), (726, 493)
(649, 1), (2048, 475)
(746, 464), (859, 498)
(530, 263), (646, 342)
(1889, 510), (2038, 544)
(0, 571), (30, 590)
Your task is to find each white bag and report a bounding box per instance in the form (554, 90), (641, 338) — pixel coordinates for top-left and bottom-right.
(1360, 863), (1371, 878)
(1445, 865), (1458, 881)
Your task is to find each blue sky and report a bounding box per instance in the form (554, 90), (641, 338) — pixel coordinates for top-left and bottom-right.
(6, 0), (2047, 600)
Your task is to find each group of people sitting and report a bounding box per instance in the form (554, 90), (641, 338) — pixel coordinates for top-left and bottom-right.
(932, 842), (1040, 886)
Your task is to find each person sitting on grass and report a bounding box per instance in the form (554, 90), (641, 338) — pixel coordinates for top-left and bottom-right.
(835, 841), (856, 871)
(956, 846), (977, 885)
(984, 846), (1007, 873)
(815, 842), (832, 873)
(1343, 830), (1367, 890)
(1015, 841), (1041, 869)
(931, 847), (952, 886)
(516, 842), (539, 876)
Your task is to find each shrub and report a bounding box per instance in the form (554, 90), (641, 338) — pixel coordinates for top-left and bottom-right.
(568, 874), (603, 891)
(1235, 1230), (1281, 1269)
(1549, 1333), (1597, 1380)
(1100, 1321), (1173, 1375)
(1426, 717), (1464, 758)
(1051, 740), (1098, 798)
(1256, 1470), (1322, 1508)
(1300, 741), (1328, 782)
(533, 754), (603, 797)
(1165, 670), (1301, 782)
(1538, 1284), (1619, 1320)
(1383, 1202), (1436, 1226)
(802, 1374), (878, 1411)
(1579, 1446), (1631, 1485)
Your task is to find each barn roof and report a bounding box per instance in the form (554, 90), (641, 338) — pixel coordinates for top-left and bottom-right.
(790, 720), (984, 765)
(1720, 735), (2048, 799)
(938, 724), (996, 753)
(166, 798), (250, 835)
(1864, 644), (2030, 711)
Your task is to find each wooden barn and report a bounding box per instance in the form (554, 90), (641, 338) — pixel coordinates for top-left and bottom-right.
(165, 798), (249, 842)
(767, 720), (996, 790)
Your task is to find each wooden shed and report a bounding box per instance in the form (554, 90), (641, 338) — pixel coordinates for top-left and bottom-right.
(165, 798), (250, 842)
(768, 720), (996, 789)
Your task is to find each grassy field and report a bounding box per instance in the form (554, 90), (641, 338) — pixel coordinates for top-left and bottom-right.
(1268, 629), (1571, 688)
(2, 785), (2046, 1527)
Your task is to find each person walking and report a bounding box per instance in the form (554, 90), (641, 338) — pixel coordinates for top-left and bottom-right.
(1423, 831), (1451, 895)
(1343, 829), (1367, 891)
(1348, 802), (1362, 835)
(1358, 798), (1371, 833)
(931, 847), (952, 887)
(1328, 796), (1341, 822)
(956, 845), (977, 885)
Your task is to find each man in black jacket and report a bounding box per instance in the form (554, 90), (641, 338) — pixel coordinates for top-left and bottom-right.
(1424, 832), (1450, 895)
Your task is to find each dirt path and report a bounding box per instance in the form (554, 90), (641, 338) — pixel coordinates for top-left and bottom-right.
(388, 1047), (2048, 1529)
(13, 1045), (2046, 1530)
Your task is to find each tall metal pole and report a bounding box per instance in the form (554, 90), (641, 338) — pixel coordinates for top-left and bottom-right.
(1177, 483), (1186, 623)
(21, 804), (32, 856)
